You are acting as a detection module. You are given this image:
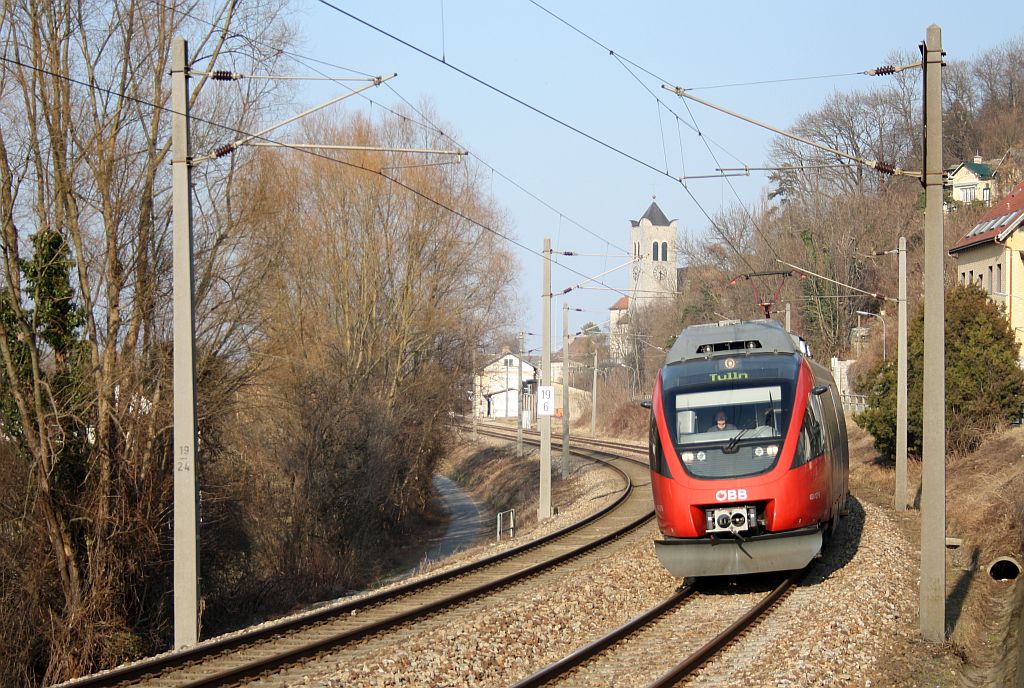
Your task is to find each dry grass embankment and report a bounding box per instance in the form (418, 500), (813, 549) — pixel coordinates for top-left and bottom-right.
(848, 419), (1024, 686)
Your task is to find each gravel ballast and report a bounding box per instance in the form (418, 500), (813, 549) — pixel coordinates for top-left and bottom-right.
(282, 447), (960, 687)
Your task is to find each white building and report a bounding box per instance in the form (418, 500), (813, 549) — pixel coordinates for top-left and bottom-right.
(474, 352), (536, 418)
(608, 295), (630, 362)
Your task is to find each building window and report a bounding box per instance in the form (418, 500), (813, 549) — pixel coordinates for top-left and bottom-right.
(661, 242), (668, 262)
(997, 263), (1003, 293)
(652, 242), (659, 261)
(960, 272), (966, 285)
(988, 266), (994, 293)
(969, 270), (974, 285)
(983, 187), (991, 203)
(961, 186), (976, 202)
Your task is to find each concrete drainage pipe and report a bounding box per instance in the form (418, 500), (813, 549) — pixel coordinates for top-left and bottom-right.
(988, 556), (1021, 583)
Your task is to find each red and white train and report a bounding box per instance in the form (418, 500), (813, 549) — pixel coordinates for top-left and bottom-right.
(647, 319), (849, 578)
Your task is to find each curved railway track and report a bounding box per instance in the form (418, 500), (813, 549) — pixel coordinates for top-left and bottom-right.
(65, 430), (652, 688)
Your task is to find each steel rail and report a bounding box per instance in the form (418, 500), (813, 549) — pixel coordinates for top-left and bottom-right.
(509, 586), (695, 688)
(478, 421), (645, 455)
(645, 572), (799, 688)
(65, 435), (647, 688)
(179, 488), (653, 687)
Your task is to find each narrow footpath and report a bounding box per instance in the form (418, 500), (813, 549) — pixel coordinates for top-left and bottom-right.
(421, 475), (485, 564)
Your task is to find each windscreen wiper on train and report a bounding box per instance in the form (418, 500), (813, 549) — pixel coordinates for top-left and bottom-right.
(723, 427), (751, 453)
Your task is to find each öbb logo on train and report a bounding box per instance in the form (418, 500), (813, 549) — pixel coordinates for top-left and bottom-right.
(715, 489), (747, 502)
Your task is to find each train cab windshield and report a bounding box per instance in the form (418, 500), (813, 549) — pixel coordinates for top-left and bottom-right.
(667, 383), (793, 479)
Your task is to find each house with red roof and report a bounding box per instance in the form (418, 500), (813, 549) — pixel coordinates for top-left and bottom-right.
(949, 178), (1024, 357)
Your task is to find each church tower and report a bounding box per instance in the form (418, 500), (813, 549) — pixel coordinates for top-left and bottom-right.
(629, 200), (677, 309)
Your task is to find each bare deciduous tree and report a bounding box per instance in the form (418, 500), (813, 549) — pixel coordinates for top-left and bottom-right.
(230, 108), (516, 600)
(0, 0), (290, 682)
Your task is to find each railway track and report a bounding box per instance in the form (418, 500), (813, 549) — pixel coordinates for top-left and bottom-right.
(511, 573), (798, 687)
(478, 424), (804, 687)
(65, 431), (652, 688)
(476, 420), (646, 457)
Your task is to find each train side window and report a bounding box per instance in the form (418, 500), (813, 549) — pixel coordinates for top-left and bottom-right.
(809, 397), (826, 457)
(811, 394), (831, 453)
(794, 398), (826, 467)
(649, 415), (671, 478)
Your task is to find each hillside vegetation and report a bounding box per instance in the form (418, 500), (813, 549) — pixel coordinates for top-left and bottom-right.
(856, 286), (1024, 457)
(623, 38), (1024, 390)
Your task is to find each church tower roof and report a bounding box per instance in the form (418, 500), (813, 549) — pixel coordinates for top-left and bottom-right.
(631, 201), (671, 227)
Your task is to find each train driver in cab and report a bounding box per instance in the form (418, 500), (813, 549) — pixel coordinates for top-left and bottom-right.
(708, 411), (736, 432)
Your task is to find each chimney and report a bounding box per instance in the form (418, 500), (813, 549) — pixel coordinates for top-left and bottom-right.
(974, 155), (983, 164)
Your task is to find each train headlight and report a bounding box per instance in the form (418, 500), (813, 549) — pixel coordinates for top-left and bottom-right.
(754, 446), (764, 457)
(696, 451), (706, 462)
(766, 445), (779, 456)
(681, 451), (694, 464)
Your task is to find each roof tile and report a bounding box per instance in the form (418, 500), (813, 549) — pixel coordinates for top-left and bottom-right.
(950, 178), (1024, 253)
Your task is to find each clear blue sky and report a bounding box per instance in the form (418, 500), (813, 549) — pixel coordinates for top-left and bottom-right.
(288, 1), (1024, 351)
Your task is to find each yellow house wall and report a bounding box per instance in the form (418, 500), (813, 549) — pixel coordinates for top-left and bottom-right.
(1005, 235), (1024, 359)
(955, 239), (1024, 360)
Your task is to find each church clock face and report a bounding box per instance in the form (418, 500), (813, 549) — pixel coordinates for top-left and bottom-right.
(654, 264), (667, 281)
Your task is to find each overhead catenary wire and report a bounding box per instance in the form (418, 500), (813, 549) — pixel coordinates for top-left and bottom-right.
(775, 258), (896, 303)
(528, 0), (796, 174)
(665, 85), (921, 179)
(190, 71), (377, 81)
(312, 0), (765, 277)
(605, 50), (747, 169)
(391, 97), (631, 253)
(676, 95), (784, 265)
(520, 1), (772, 276)
(717, 164), (855, 172)
(141, 0), (631, 258)
(313, 0), (676, 178)
(575, 15), (845, 290)
(247, 143), (467, 155)
(683, 71), (866, 91)
(528, 0), (873, 93)
(196, 73), (398, 162)
(553, 258), (638, 297)
(535, 0), (903, 181)
(0, 55), (634, 302)
(151, 0), (871, 313)
(526, 0), (916, 296)
(175, 0), (784, 294)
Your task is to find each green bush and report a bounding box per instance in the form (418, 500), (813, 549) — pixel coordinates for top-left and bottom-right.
(855, 285), (1024, 458)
